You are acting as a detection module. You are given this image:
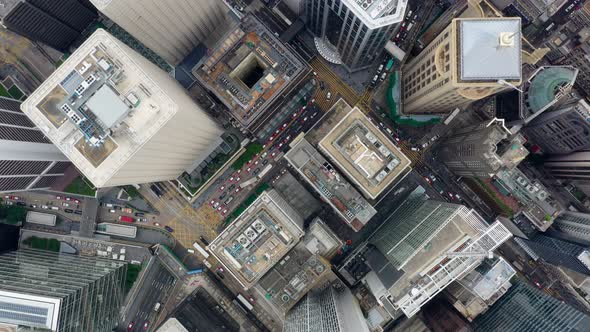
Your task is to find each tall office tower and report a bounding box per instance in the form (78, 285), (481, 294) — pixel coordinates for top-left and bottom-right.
(402, 17), (522, 114)
(0, 97), (71, 193)
(550, 211), (590, 246)
(21, 29), (223, 188)
(305, 0), (407, 72)
(524, 99), (590, 154)
(473, 280), (590, 331)
(515, 235), (590, 276)
(438, 118), (528, 178)
(0, 248), (127, 331)
(368, 190), (512, 317)
(544, 151), (590, 182)
(559, 42), (590, 98)
(0, 0), (97, 51)
(90, 0), (230, 65)
(283, 281), (370, 332)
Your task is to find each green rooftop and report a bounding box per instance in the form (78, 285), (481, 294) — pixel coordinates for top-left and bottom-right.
(526, 66), (578, 113)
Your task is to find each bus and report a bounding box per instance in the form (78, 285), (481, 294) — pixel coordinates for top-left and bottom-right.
(236, 294), (253, 311)
(192, 242), (210, 259)
(118, 215), (134, 223)
(187, 268), (204, 275)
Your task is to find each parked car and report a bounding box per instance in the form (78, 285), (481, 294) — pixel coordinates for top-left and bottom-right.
(134, 212), (145, 217)
(65, 209), (74, 213)
(16, 202), (26, 206)
(74, 210), (83, 215)
(109, 209), (116, 213)
(164, 226), (174, 232)
(199, 236), (209, 246)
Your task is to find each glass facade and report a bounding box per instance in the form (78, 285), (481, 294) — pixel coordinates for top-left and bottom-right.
(370, 194), (464, 268)
(0, 249), (127, 332)
(474, 281), (590, 331)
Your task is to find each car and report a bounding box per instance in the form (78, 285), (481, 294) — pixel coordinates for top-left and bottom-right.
(454, 193), (461, 200)
(393, 136), (401, 142)
(303, 116), (308, 122)
(3, 195), (9, 199)
(138, 218), (148, 222)
(220, 185), (226, 191)
(143, 321), (149, 330)
(254, 160), (259, 165)
(217, 206), (223, 211)
(228, 184), (236, 191)
(431, 135), (439, 142)
(135, 212), (145, 217)
(246, 167), (252, 173)
(221, 209), (227, 215)
(16, 202), (26, 206)
(236, 169), (241, 174)
(210, 200), (215, 206)
(65, 197), (71, 201)
(216, 271), (225, 279)
(123, 208), (132, 214)
(63, 203), (69, 207)
(253, 168), (261, 175)
(248, 296), (256, 304)
(127, 321), (135, 332)
(74, 210), (83, 215)
(429, 174), (437, 182)
(262, 159), (269, 166)
(235, 187), (241, 193)
(219, 193), (227, 200)
(74, 199), (80, 204)
(278, 142), (283, 148)
(6, 201), (13, 206)
(292, 112), (299, 118)
(229, 176), (234, 181)
(282, 123), (288, 128)
(217, 266), (225, 273)
(271, 151), (277, 157)
(30, 204), (37, 208)
(109, 209), (116, 213)
(65, 209), (74, 213)
(164, 226), (174, 232)
(56, 195), (62, 200)
(235, 176), (240, 182)
(326, 92), (331, 100)
(411, 147), (419, 151)
(423, 176), (432, 185)
(261, 152), (268, 158)
(447, 192), (455, 199)
(319, 81), (325, 90)
(11, 196), (19, 200)
(154, 222), (161, 226)
(51, 206), (59, 211)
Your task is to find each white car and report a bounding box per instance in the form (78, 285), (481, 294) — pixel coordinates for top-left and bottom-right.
(326, 92), (332, 100)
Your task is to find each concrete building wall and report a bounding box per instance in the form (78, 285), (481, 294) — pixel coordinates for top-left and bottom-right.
(90, 0), (228, 65)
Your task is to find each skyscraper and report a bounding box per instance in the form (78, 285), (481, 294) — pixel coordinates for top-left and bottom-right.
(473, 281), (590, 331)
(21, 29), (223, 188)
(549, 211), (590, 246)
(0, 97), (71, 193)
(524, 99), (590, 154)
(90, 0), (230, 65)
(437, 118), (528, 178)
(283, 281), (369, 332)
(402, 17), (522, 114)
(368, 190), (512, 317)
(544, 151), (590, 182)
(0, 0), (97, 51)
(0, 248), (127, 331)
(305, 0), (407, 72)
(515, 235), (590, 276)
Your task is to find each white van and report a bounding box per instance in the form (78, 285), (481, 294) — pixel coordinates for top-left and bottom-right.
(153, 302), (161, 312)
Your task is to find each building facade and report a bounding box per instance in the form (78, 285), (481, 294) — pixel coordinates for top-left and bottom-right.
(0, 0), (97, 51)
(0, 248), (127, 331)
(90, 0), (230, 65)
(550, 211), (590, 246)
(368, 190), (512, 317)
(515, 235), (590, 275)
(545, 151), (590, 182)
(473, 281), (590, 331)
(283, 281), (369, 332)
(305, 0), (407, 72)
(0, 97), (71, 192)
(438, 118), (527, 178)
(559, 42), (590, 99)
(402, 17), (522, 114)
(525, 99), (590, 154)
(21, 29), (223, 188)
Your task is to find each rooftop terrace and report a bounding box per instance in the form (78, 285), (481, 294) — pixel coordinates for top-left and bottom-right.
(208, 190), (304, 289)
(285, 137), (377, 232)
(342, 0), (408, 29)
(193, 14), (305, 129)
(319, 103), (410, 199)
(523, 66), (578, 116)
(21, 29), (178, 186)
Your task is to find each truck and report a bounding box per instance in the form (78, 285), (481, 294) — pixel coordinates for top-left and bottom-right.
(257, 164), (273, 179)
(192, 242), (210, 258)
(119, 216), (134, 223)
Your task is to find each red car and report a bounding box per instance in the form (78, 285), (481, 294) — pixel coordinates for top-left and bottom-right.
(423, 176), (432, 185)
(143, 321), (149, 330)
(127, 322), (134, 331)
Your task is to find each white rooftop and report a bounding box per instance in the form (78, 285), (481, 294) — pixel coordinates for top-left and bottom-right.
(342, 0), (408, 29)
(85, 85), (129, 129)
(459, 18), (522, 81)
(0, 290), (61, 331)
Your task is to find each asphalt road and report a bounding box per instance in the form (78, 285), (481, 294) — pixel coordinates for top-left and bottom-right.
(122, 259), (177, 332)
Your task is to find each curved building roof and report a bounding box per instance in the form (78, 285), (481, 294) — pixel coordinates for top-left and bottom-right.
(525, 66), (579, 114)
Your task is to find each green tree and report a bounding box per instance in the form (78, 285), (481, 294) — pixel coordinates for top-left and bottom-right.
(5, 206), (26, 224)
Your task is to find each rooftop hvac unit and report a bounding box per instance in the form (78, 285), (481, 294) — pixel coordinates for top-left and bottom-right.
(245, 227), (258, 241)
(308, 258), (318, 267)
(237, 234), (250, 247)
(281, 294), (291, 302)
(253, 219), (266, 233)
(538, 191), (548, 200)
(315, 265), (325, 274)
(366, 133), (377, 143)
(516, 176), (528, 186)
